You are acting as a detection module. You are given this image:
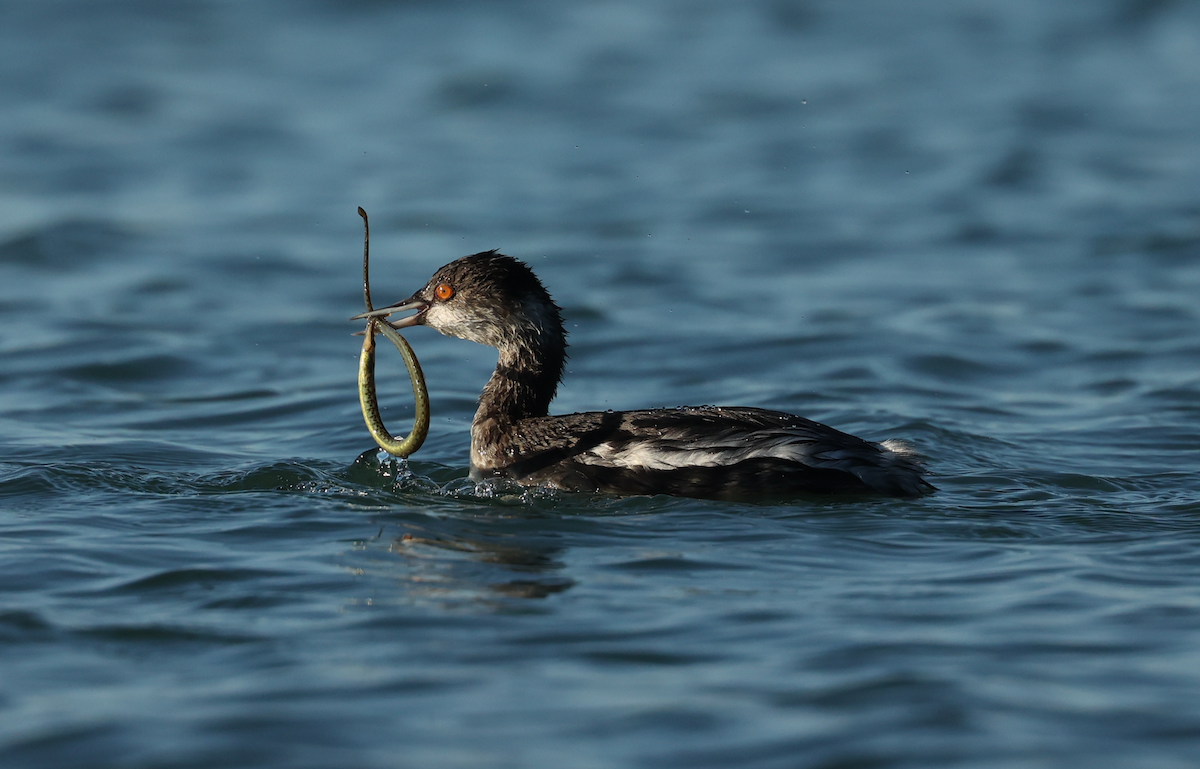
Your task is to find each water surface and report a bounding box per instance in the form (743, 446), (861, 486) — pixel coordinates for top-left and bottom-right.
(2, 1), (1200, 767)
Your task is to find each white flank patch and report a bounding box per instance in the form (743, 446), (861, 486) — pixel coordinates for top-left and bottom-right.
(583, 436), (816, 472)
(879, 438), (918, 458)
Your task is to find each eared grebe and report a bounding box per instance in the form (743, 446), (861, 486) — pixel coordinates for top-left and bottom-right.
(355, 252), (934, 499)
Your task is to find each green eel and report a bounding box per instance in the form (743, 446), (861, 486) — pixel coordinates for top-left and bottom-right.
(355, 207), (430, 458)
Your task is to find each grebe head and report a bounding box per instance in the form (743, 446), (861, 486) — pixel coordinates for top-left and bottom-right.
(355, 251), (565, 353)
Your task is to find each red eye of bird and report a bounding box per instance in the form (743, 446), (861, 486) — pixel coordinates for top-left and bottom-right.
(434, 282), (454, 301)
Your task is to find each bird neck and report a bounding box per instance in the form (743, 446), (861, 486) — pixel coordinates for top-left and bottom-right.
(470, 331), (565, 473)
(476, 334), (566, 423)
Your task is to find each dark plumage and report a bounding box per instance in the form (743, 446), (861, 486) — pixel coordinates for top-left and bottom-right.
(358, 251), (934, 499)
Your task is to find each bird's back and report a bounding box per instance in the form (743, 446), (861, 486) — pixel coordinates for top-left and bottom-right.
(476, 406), (933, 499)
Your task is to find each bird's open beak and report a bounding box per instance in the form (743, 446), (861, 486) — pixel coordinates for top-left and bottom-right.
(350, 296), (427, 328)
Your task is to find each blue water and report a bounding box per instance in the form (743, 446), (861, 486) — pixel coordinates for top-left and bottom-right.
(3, 1), (1200, 766)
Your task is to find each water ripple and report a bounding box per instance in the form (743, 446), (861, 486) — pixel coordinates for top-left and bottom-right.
(4, 1), (1200, 767)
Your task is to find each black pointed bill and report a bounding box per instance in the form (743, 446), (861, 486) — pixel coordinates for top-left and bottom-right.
(350, 296), (427, 328)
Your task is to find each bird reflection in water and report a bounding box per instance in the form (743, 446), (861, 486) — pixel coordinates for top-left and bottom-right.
(344, 455), (576, 607)
(389, 526), (574, 602)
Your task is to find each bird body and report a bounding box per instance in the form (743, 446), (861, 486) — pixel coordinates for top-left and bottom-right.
(355, 251), (933, 499)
